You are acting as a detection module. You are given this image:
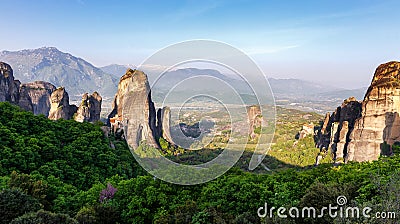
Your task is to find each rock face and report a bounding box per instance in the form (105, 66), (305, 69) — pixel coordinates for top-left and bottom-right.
(74, 92), (102, 122)
(348, 61), (400, 161)
(0, 62), (20, 103)
(316, 61), (400, 163)
(48, 87), (77, 120)
(108, 69), (136, 122)
(316, 97), (362, 163)
(108, 69), (159, 149)
(18, 81), (56, 116)
(298, 123), (315, 139)
(155, 106), (174, 144)
(247, 105), (262, 139)
(330, 97), (362, 162)
(160, 107), (173, 144)
(316, 112), (331, 150)
(0, 61), (101, 120)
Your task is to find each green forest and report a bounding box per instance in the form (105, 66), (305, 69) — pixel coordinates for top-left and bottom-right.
(0, 102), (398, 224)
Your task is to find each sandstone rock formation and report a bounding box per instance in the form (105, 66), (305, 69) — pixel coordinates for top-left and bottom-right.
(74, 92), (102, 122)
(348, 61), (400, 161)
(316, 112), (331, 150)
(18, 81), (56, 116)
(1, 61), (101, 120)
(155, 106), (174, 144)
(316, 97), (362, 163)
(0, 62), (20, 103)
(108, 69), (136, 122)
(108, 69), (159, 149)
(315, 62), (400, 164)
(48, 87), (77, 120)
(18, 87), (33, 112)
(298, 123), (315, 139)
(247, 105), (262, 139)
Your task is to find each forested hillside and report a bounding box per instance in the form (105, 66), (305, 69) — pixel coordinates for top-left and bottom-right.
(0, 102), (398, 223)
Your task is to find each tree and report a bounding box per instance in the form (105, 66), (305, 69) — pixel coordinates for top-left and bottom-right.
(10, 210), (78, 224)
(0, 188), (42, 224)
(8, 171), (48, 202)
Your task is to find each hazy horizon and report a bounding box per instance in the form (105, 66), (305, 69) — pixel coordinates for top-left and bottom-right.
(0, 46), (373, 91)
(2, 0), (400, 89)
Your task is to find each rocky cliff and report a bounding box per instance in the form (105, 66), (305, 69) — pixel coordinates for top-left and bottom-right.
(0, 61), (102, 121)
(108, 69), (159, 149)
(247, 105), (262, 139)
(0, 62), (20, 103)
(160, 107), (174, 144)
(48, 87), (77, 120)
(347, 61), (400, 161)
(316, 61), (400, 163)
(155, 107), (174, 144)
(108, 69), (135, 121)
(316, 97), (362, 163)
(74, 92), (102, 122)
(18, 81), (56, 116)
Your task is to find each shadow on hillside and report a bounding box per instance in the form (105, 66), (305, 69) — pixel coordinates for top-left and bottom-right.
(163, 148), (306, 173)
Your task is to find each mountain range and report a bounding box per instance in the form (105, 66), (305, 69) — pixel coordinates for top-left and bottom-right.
(0, 47), (367, 113)
(103, 64), (367, 112)
(0, 47), (118, 101)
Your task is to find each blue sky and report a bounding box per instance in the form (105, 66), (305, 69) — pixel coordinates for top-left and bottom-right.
(2, 0), (400, 89)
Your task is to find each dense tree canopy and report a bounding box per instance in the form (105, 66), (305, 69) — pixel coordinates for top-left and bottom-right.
(0, 102), (398, 223)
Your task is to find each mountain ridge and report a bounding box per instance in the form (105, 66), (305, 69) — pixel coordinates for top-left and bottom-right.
(0, 47), (118, 100)
(0, 47), (367, 113)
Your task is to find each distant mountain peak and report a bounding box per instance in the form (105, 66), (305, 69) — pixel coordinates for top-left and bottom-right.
(0, 47), (118, 100)
(36, 46), (60, 51)
(6, 46), (61, 54)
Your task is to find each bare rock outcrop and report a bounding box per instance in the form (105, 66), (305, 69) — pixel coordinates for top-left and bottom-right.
(247, 105), (262, 139)
(298, 123), (314, 139)
(74, 92), (102, 122)
(1, 62), (99, 120)
(316, 61), (400, 164)
(18, 81), (56, 116)
(316, 112), (331, 150)
(48, 87), (77, 120)
(0, 62), (20, 103)
(155, 106), (174, 144)
(315, 97), (362, 163)
(348, 61), (400, 161)
(332, 121), (349, 161)
(108, 69), (159, 149)
(160, 107), (173, 144)
(330, 97), (362, 162)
